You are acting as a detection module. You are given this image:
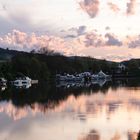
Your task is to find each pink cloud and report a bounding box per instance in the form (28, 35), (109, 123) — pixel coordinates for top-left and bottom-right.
(127, 0), (137, 15)
(104, 54), (133, 62)
(84, 32), (105, 47)
(108, 2), (120, 13)
(79, 0), (99, 18)
(0, 29), (140, 62)
(0, 30), (67, 53)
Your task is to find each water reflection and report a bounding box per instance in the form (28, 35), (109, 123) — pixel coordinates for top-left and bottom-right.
(0, 79), (140, 140)
(79, 130), (100, 140)
(56, 79), (111, 88)
(13, 83), (32, 89)
(0, 86), (7, 91)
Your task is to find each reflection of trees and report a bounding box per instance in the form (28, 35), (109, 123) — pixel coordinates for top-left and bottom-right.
(0, 79), (140, 122)
(109, 78), (140, 92)
(79, 129), (100, 140)
(127, 131), (140, 140)
(137, 131), (140, 140)
(0, 81), (112, 108)
(107, 101), (121, 116)
(111, 132), (121, 140)
(128, 131), (138, 140)
(0, 79), (140, 111)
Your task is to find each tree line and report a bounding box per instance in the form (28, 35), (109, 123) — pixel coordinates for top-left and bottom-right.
(0, 48), (140, 80)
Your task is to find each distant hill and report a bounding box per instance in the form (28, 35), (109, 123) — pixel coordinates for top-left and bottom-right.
(0, 48), (116, 64)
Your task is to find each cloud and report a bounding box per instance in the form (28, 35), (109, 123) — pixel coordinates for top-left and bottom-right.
(79, 0), (99, 18)
(77, 26), (87, 36)
(64, 26), (87, 38)
(105, 26), (110, 30)
(105, 33), (122, 46)
(0, 16), (14, 35)
(0, 4), (6, 11)
(104, 54), (132, 62)
(126, 0), (137, 15)
(84, 33), (105, 47)
(1, 29), (140, 62)
(108, 2), (120, 13)
(64, 35), (77, 39)
(0, 12), (36, 36)
(0, 2), (56, 36)
(0, 30), (67, 53)
(128, 35), (140, 48)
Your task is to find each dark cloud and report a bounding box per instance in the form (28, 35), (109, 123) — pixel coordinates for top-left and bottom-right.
(64, 35), (77, 39)
(84, 33), (104, 47)
(128, 36), (140, 48)
(105, 26), (110, 30)
(79, 0), (99, 18)
(0, 17), (14, 35)
(105, 33), (122, 46)
(77, 26), (86, 36)
(64, 26), (86, 38)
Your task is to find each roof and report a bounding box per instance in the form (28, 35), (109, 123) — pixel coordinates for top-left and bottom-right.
(98, 70), (107, 77)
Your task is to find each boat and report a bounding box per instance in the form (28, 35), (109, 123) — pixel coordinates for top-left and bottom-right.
(91, 74), (99, 80)
(56, 74), (77, 82)
(13, 77), (32, 88)
(56, 71), (111, 83)
(65, 74), (75, 81)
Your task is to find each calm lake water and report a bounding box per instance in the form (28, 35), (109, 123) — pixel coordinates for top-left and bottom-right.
(0, 79), (140, 140)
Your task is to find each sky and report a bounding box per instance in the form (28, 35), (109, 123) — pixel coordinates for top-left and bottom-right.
(0, 0), (140, 61)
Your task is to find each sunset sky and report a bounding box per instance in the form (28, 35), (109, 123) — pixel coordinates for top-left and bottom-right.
(0, 0), (140, 61)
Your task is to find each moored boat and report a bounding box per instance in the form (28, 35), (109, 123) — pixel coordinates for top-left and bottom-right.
(13, 76), (32, 88)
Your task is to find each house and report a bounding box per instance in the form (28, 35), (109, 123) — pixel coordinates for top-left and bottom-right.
(118, 63), (126, 71)
(97, 70), (111, 79)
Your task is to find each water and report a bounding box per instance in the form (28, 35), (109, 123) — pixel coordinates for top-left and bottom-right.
(0, 79), (140, 140)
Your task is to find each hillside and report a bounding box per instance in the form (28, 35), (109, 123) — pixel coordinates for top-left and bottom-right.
(0, 48), (27, 61)
(0, 48), (140, 80)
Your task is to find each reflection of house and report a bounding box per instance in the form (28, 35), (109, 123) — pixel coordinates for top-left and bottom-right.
(114, 63), (126, 74)
(118, 63), (126, 71)
(0, 78), (7, 86)
(111, 63), (128, 78)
